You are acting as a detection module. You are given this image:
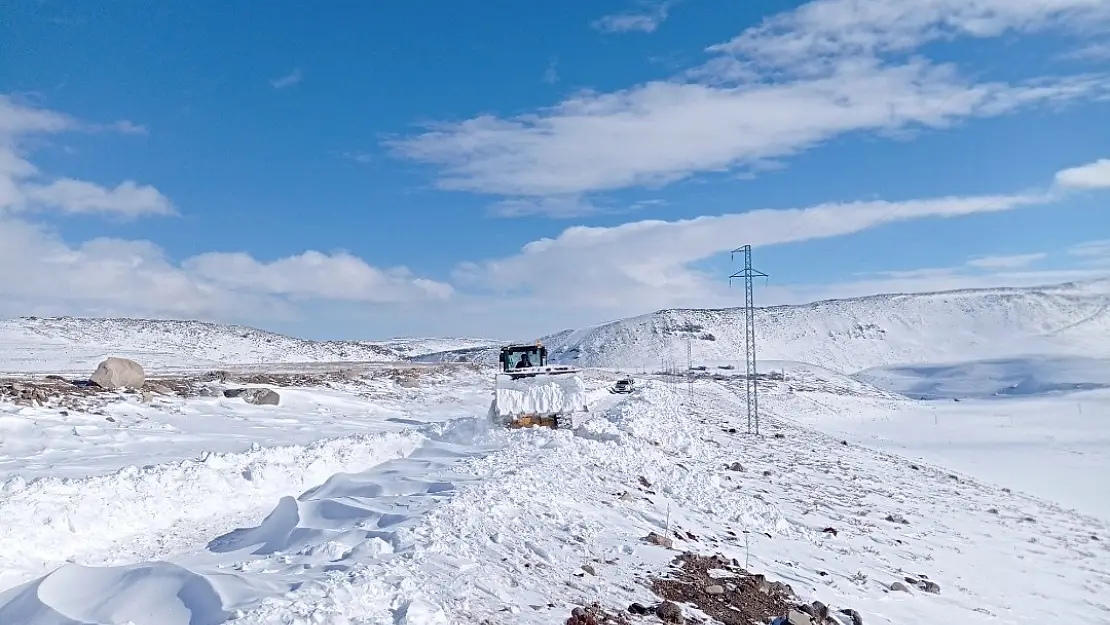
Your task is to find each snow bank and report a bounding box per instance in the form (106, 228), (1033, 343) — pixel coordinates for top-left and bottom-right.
(493, 372), (587, 417)
(0, 429), (426, 590)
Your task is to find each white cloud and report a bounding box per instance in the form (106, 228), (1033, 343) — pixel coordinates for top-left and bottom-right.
(0, 144), (174, 218)
(391, 61), (1108, 199)
(965, 252), (1047, 269)
(21, 178), (175, 217)
(0, 95), (451, 328)
(0, 216), (454, 323)
(1054, 158), (1110, 189)
(0, 94), (75, 135)
(388, 0), (1110, 216)
(183, 250), (453, 303)
(271, 69), (303, 89)
(707, 0), (1110, 74)
(591, 1), (674, 33)
(389, 66), (1109, 206)
(0, 96), (168, 218)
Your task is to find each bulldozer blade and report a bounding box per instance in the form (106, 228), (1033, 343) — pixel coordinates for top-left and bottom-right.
(505, 414), (562, 429)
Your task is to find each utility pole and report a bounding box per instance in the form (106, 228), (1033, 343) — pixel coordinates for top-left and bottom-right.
(729, 245), (768, 435)
(686, 335), (693, 404)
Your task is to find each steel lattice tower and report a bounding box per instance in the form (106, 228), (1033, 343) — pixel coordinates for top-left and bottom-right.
(729, 245), (768, 435)
(686, 335), (693, 403)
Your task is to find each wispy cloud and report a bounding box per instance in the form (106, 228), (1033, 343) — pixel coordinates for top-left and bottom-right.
(1068, 239), (1110, 264)
(338, 150), (373, 164)
(591, 0), (674, 33)
(389, 63), (1110, 199)
(388, 0), (1110, 217)
(543, 58), (559, 85)
(966, 252), (1047, 269)
(1062, 41), (1110, 61)
(271, 68), (303, 89)
(450, 157), (1106, 319)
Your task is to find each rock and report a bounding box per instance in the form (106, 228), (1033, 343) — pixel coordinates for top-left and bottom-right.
(90, 357), (146, 390)
(655, 601), (683, 623)
(809, 601), (829, 621)
(768, 580), (793, 598)
(644, 532), (674, 549)
(773, 433), (785, 438)
(242, 388), (280, 405)
(917, 580), (941, 594)
(884, 513), (909, 525)
(581, 564), (596, 576)
(705, 584), (725, 595)
(890, 581), (911, 592)
(619, 491), (635, 501)
(627, 603), (650, 615)
(224, 388), (280, 405)
(11, 382), (25, 392)
(727, 462), (745, 472)
(787, 609), (813, 625)
(839, 608), (863, 625)
(141, 390), (153, 403)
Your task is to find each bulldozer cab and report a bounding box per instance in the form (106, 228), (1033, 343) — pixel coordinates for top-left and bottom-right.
(499, 344), (547, 371)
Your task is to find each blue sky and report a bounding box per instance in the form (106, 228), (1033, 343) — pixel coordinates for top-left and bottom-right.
(2, 0), (1109, 340)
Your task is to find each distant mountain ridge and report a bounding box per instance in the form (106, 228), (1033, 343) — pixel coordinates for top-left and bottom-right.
(0, 316), (500, 373)
(415, 278), (1110, 374)
(4, 278), (1108, 375)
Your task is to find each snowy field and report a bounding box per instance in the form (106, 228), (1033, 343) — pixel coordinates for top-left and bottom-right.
(2, 282), (1110, 624)
(1, 359), (1108, 624)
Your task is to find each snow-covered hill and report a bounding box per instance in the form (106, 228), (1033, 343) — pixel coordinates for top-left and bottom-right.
(0, 316), (500, 374)
(417, 278), (1110, 374)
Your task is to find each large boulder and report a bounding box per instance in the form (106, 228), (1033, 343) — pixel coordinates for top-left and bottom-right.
(90, 357), (146, 390)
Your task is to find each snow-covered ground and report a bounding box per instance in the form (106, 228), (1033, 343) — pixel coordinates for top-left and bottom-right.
(1, 364), (1107, 624)
(3, 279), (1109, 624)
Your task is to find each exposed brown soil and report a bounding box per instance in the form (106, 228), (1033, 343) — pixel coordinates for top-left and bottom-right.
(651, 553), (793, 625)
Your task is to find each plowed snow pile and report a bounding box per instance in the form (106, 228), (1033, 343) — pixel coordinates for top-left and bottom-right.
(0, 371), (1107, 624)
(492, 371), (588, 416)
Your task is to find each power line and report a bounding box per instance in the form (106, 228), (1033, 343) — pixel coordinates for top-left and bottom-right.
(728, 244), (768, 435)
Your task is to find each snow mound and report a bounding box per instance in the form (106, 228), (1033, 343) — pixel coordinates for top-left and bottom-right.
(0, 561), (228, 625)
(492, 372), (588, 417)
(0, 429), (425, 589)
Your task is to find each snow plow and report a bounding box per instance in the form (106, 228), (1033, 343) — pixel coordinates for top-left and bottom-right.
(488, 341), (588, 429)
